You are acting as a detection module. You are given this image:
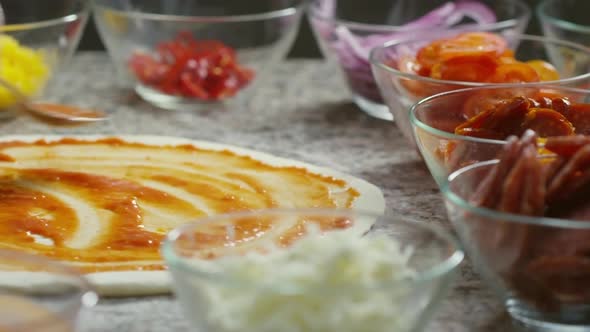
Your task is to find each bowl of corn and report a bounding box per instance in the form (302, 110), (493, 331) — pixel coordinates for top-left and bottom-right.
(0, 0), (90, 118)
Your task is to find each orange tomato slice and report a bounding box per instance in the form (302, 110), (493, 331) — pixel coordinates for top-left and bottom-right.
(437, 32), (508, 60)
(430, 54), (498, 82)
(526, 60), (560, 81)
(416, 39), (448, 72)
(486, 62), (541, 83)
(416, 32), (507, 73)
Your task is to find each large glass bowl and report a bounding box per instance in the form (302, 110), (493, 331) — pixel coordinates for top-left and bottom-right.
(538, 0), (590, 47)
(308, 0), (531, 121)
(443, 160), (590, 331)
(93, 0), (305, 111)
(0, 0), (90, 119)
(410, 85), (590, 187)
(371, 33), (590, 144)
(162, 208), (464, 332)
(0, 249), (98, 332)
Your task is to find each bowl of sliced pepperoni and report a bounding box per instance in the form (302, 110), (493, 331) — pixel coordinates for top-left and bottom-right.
(443, 130), (590, 331)
(409, 85), (590, 186)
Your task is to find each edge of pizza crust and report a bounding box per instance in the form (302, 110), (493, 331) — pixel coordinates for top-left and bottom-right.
(0, 135), (386, 297)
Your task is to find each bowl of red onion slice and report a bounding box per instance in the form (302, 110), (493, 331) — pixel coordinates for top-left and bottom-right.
(308, 0), (531, 121)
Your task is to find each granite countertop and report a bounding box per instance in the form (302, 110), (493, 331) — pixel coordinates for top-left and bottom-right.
(1, 52), (516, 331)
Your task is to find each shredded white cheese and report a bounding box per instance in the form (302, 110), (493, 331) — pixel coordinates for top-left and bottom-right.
(175, 228), (419, 332)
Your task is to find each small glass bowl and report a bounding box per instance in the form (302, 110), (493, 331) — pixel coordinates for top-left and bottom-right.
(538, 0), (590, 47)
(93, 0), (305, 111)
(0, 0), (90, 119)
(443, 160), (590, 331)
(371, 34), (590, 143)
(0, 249), (98, 332)
(308, 0), (531, 121)
(409, 85), (590, 187)
(163, 208), (464, 332)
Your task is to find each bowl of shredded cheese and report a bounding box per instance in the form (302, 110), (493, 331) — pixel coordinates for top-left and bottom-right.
(0, 0), (90, 118)
(163, 209), (464, 332)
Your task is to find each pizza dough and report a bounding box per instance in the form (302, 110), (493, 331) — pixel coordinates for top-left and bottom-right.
(0, 135), (385, 296)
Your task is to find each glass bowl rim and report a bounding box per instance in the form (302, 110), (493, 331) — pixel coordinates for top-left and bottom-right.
(92, 0), (307, 23)
(537, 0), (590, 35)
(409, 85), (590, 145)
(162, 208), (464, 293)
(442, 159), (590, 229)
(0, 249), (98, 330)
(307, 0), (531, 33)
(369, 33), (590, 86)
(0, 1), (89, 33)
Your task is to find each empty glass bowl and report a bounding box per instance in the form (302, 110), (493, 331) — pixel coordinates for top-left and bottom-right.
(93, 0), (305, 111)
(0, 250), (98, 332)
(410, 86), (590, 187)
(309, 0), (531, 121)
(371, 34), (590, 145)
(538, 0), (590, 47)
(163, 208), (464, 332)
(0, 0), (90, 119)
(443, 160), (590, 331)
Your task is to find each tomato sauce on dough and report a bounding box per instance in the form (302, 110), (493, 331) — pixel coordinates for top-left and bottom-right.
(0, 138), (359, 272)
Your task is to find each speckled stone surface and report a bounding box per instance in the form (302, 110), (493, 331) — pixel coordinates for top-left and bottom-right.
(1, 52), (518, 331)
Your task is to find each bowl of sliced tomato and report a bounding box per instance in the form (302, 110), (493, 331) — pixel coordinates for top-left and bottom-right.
(370, 31), (590, 146)
(93, 0), (305, 111)
(409, 85), (590, 187)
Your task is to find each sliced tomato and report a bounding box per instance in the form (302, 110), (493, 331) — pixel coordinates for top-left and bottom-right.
(526, 60), (560, 82)
(416, 39), (447, 72)
(430, 54), (498, 82)
(486, 62), (541, 83)
(398, 55), (423, 74)
(437, 32), (507, 60)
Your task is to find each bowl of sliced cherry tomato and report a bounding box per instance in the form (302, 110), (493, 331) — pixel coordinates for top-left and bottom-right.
(93, 0), (305, 111)
(370, 31), (590, 145)
(410, 85), (590, 187)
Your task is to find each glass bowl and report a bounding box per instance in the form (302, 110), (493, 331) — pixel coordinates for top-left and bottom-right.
(410, 85), (590, 187)
(0, 0), (90, 119)
(162, 208), (464, 332)
(443, 160), (590, 331)
(308, 0), (531, 121)
(538, 0), (590, 47)
(371, 33), (590, 143)
(0, 249), (98, 332)
(93, 0), (305, 111)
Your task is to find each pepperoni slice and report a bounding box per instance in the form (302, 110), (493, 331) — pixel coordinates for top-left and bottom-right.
(455, 96), (531, 139)
(522, 108), (575, 137)
(566, 103), (590, 135)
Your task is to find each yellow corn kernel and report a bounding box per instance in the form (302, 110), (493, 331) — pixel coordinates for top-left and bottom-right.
(0, 34), (51, 109)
